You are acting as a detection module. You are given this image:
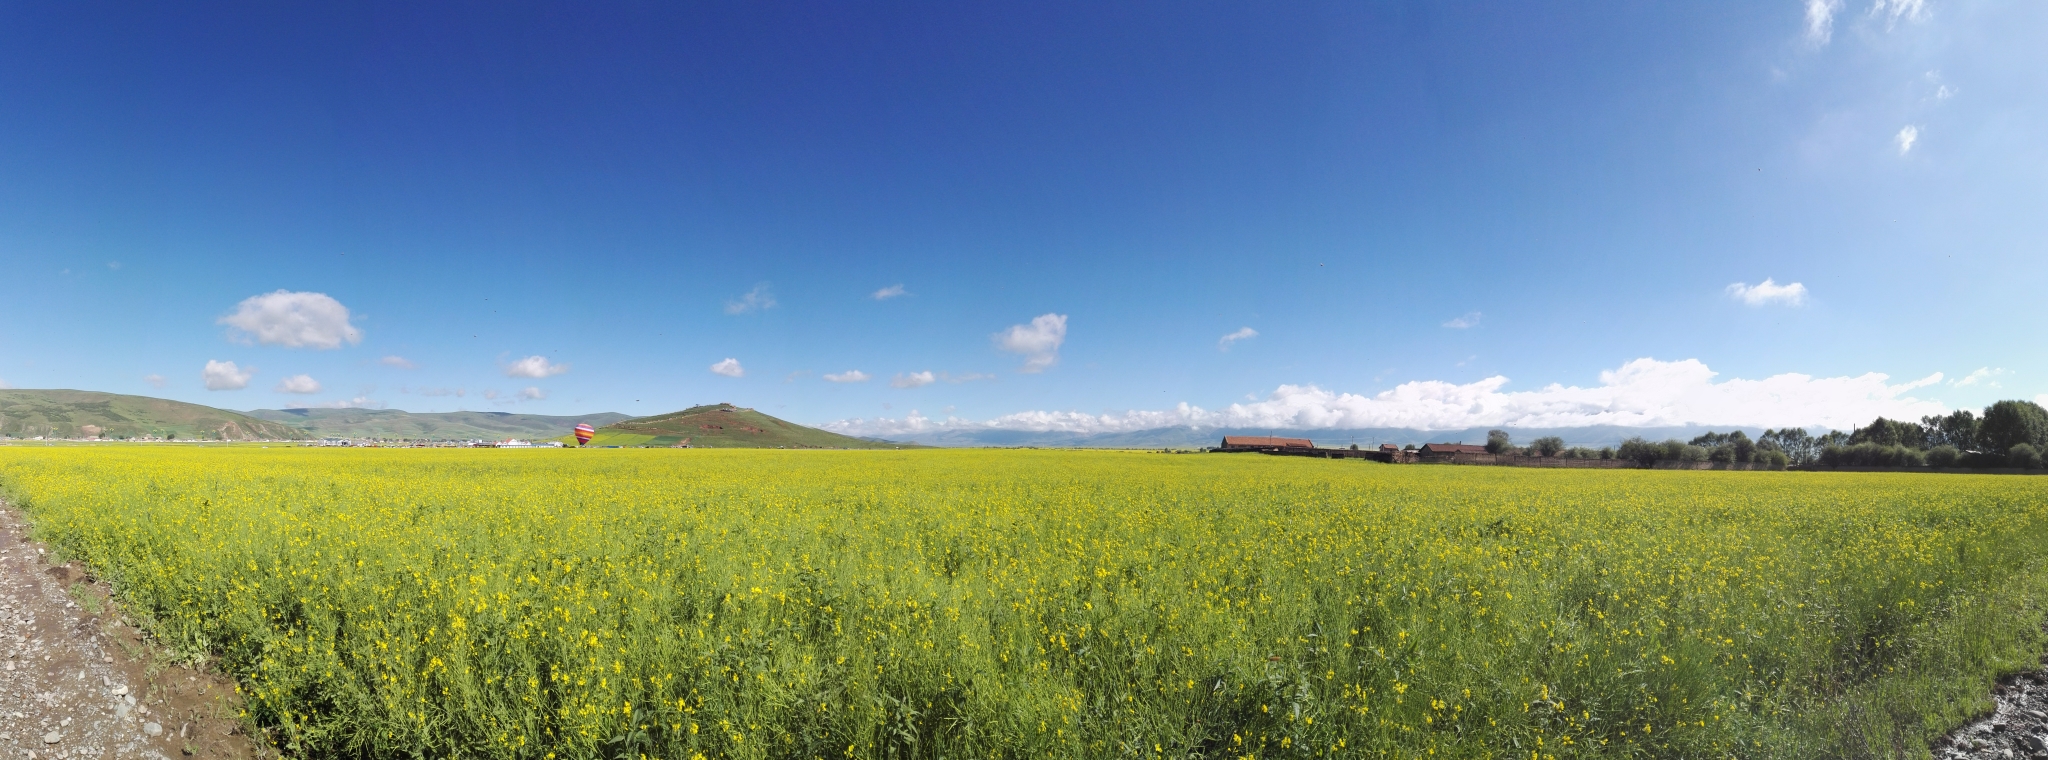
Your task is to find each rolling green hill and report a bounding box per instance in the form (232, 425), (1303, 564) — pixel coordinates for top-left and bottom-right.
(245, 408), (631, 441)
(0, 390), (310, 441)
(563, 403), (913, 448)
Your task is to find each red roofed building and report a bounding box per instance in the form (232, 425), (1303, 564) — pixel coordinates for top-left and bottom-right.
(1219, 435), (1315, 450)
(1419, 443), (1489, 455)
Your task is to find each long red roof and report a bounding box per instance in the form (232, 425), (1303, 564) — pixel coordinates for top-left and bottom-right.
(1221, 435), (1314, 448)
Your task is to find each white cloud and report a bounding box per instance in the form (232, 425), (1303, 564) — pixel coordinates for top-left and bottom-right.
(202, 360), (255, 391)
(518, 387), (546, 401)
(305, 396), (384, 409)
(823, 358), (1949, 437)
(504, 356), (569, 378)
(1442, 312), (1483, 329)
(418, 387), (466, 398)
(218, 291), (363, 349)
(945, 372), (994, 384)
(725, 283), (777, 314)
(1725, 278), (1808, 307)
(1870, 0), (1928, 29)
(143, 374), (167, 389)
(380, 355), (416, 369)
(710, 358), (745, 378)
(1950, 367), (2004, 388)
(1895, 125), (1919, 155)
(994, 313), (1067, 373)
(892, 371), (937, 388)
(872, 284), (908, 300)
(1805, 0), (1841, 44)
(274, 374), (322, 394)
(824, 370), (871, 383)
(1217, 327), (1259, 351)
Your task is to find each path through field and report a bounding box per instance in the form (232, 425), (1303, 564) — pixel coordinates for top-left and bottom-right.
(0, 504), (260, 759)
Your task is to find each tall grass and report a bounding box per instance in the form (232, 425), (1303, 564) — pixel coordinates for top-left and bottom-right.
(2, 447), (2045, 758)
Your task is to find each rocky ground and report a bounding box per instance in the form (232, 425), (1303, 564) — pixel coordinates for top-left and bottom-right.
(0, 505), (262, 759)
(1937, 668), (2048, 760)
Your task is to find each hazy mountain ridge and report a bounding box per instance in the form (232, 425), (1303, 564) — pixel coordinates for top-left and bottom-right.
(0, 390), (310, 440)
(244, 408), (632, 440)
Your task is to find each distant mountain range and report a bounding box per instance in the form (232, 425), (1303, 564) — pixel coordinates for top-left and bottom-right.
(0, 389), (309, 441)
(871, 424), (1788, 449)
(243, 408), (633, 441)
(559, 403), (913, 448)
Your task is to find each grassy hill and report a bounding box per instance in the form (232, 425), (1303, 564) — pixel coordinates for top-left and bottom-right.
(0, 390), (310, 441)
(245, 408), (631, 441)
(564, 403), (913, 448)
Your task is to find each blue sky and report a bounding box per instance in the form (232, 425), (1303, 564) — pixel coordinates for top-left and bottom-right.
(0, 1), (2042, 434)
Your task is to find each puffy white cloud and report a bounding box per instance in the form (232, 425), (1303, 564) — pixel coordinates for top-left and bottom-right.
(1442, 312), (1482, 329)
(725, 283), (777, 314)
(1805, 0), (1841, 44)
(1895, 125), (1919, 155)
(143, 374), (167, 389)
(380, 355), (416, 369)
(1725, 278), (1808, 307)
(202, 360), (255, 391)
(1218, 327), (1259, 351)
(218, 291), (363, 349)
(518, 387), (546, 401)
(872, 284), (908, 300)
(824, 370), (871, 383)
(892, 371), (937, 388)
(504, 356), (569, 378)
(823, 358), (1950, 436)
(994, 313), (1067, 373)
(274, 374), (322, 394)
(710, 358), (745, 378)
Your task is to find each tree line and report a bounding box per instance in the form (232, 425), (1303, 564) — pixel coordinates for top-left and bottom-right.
(1477, 399), (2048, 470)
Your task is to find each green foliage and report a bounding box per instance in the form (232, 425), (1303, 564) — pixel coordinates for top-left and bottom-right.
(1926, 445), (1961, 468)
(1484, 429), (1513, 454)
(1820, 443), (1927, 468)
(2009, 443), (2043, 470)
(1848, 417), (1928, 449)
(1921, 411), (1979, 452)
(1530, 436), (1565, 457)
(6, 448), (2048, 759)
(1979, 400), (2048, 455)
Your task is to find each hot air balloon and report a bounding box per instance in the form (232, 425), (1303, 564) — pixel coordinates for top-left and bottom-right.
(574, 423), (595, 446)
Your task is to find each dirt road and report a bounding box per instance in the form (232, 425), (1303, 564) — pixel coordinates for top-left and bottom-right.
(0, 505), (261, 759)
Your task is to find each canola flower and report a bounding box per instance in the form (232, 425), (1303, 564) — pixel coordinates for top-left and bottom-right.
(1, 447), (2045, 759)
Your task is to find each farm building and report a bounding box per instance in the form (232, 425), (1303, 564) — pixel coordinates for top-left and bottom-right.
(1418, 443), (1488, 455)
(1219, 435), (1315, 451)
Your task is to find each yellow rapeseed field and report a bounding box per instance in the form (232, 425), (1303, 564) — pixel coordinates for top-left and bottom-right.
(2, 447), (2046, 759)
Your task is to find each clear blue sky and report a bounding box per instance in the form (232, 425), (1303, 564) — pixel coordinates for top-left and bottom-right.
(0, 1), (2042, 434)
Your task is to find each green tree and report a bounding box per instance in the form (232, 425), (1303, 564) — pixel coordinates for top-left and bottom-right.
(1922, 411), (1979, 451)
(1484, 429), (1514, 454)
(1979, 400), (2048, 454)
(1531, 436), (1565, 457)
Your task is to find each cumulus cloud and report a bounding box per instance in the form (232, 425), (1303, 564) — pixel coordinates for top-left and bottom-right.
(1951, 367), (2004, 388)
(823, 358), (1949, 437)
(202, 360), (255, 391)
(504, 356), (569, 378)
(995, 313), (1067, 373)
(1896, 125), (1919, 155)
(872, 284), (908, 300)
(380, 355), (416, 369)
(1805, 0), (1841, 43)
(274, 374), (322, 394)
(892, 371), (937, 388)
(1442, 312), (1483, 329)
(143, 374), (167, 389)
(1726, 278), (1808, 307)
(710, 358), (745, 378)
(824, 370), (871, 383)
(218, 291), (363, 349)
(1218, 327), (1259, 351)
(518, 387), (546, 401)
(725, 283), (777, 314)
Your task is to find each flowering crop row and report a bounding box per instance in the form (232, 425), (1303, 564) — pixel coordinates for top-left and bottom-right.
(1, 447), (2044, 759)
